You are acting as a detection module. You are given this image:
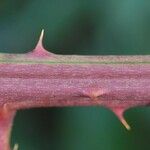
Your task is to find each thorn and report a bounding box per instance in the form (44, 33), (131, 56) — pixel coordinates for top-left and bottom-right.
(13, 144), (19, 150)
(35, 29), (44, 50)
(28, 29), (55, 57)
(112, 108), (131, 130)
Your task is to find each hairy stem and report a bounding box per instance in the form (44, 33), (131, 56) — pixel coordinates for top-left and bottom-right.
(0, 30), (149, 149)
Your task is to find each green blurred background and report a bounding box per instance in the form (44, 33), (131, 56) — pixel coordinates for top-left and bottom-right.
(0, 0), (149, 149)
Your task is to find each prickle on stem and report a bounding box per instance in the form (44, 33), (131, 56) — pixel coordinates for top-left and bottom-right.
(29, 29), (54, 57)
(112, 108), (131, 130)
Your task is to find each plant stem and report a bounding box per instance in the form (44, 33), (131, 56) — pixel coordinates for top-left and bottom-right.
(0, 30), (149, 149)
(0, 108), (16, 150)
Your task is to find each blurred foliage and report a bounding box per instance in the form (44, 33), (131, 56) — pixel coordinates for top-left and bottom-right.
(0, 0), (149, 150)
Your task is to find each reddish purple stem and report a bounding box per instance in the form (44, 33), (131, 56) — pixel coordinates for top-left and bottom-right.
(0, 30), (149, 149)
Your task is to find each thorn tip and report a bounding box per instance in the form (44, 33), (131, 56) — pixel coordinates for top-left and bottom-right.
(36, 29), (45, 49)
(111, 107), (131, 130)
(120, 117), (131, 130)
(13, 144), (19, 150)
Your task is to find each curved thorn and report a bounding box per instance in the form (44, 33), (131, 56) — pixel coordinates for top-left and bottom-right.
(112, 108), (131, 130)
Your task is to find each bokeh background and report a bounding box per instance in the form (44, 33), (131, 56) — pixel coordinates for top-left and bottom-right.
(0, 0), (149, 150)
